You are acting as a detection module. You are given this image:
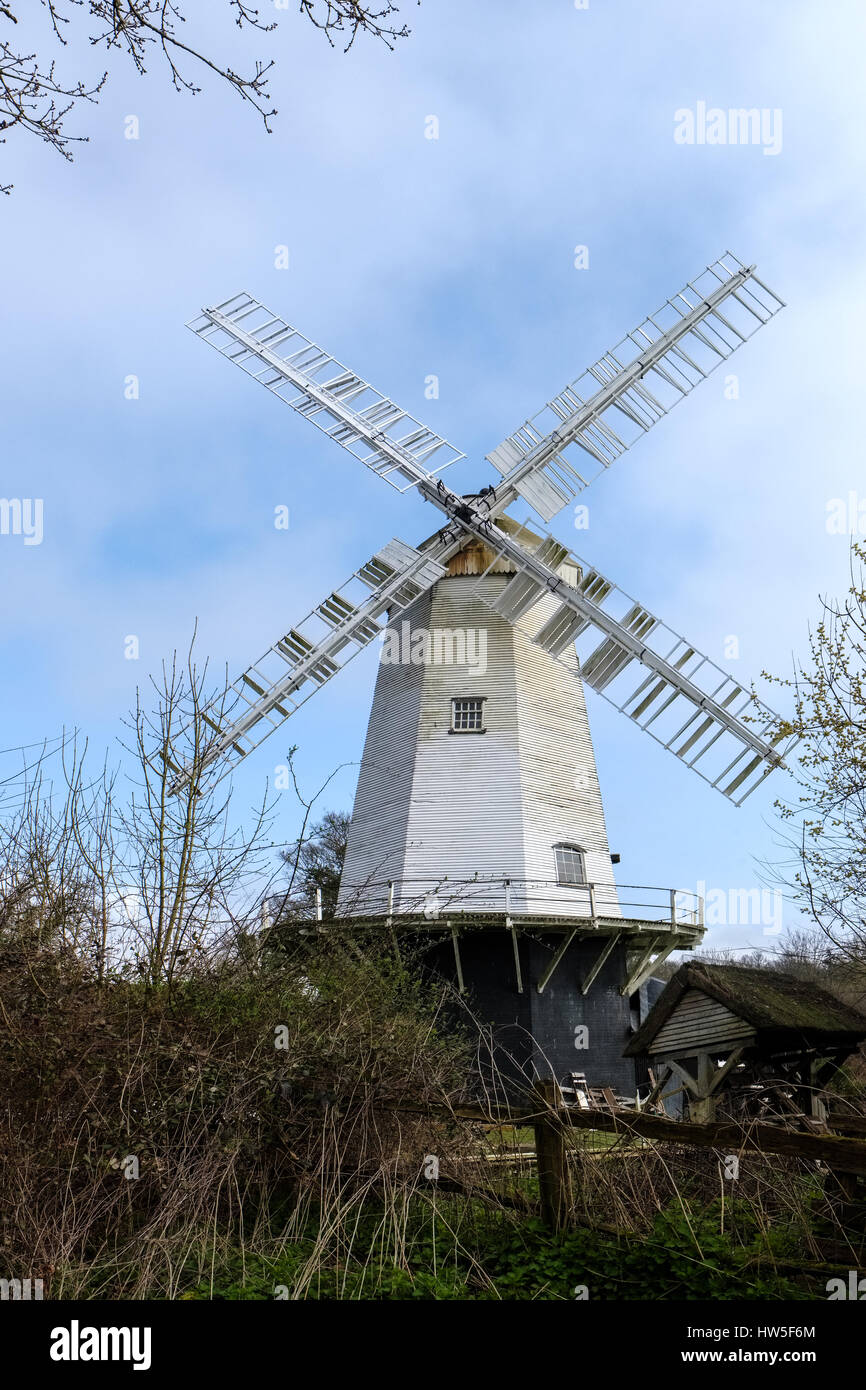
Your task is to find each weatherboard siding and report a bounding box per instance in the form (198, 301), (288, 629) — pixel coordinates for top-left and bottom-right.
(652, 988), (756, 1055)
(338, 573), (617, 919)
(336, 589), (433, 915)
(513, 592), (618, 916)
(399, 578), (526, 897)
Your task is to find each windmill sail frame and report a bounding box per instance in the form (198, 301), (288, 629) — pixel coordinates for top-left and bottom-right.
(472, 520), (796, 805)
(168, 538), (448, 792)
(177, 254), (793, 805)
(188, 295), (465, 493)
(486, 253), (785, 522)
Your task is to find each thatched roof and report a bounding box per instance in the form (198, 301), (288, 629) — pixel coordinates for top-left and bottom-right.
(624, 962), (866, 1057)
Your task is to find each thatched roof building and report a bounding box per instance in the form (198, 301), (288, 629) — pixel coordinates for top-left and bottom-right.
(625, 962), (866, 1059)
(624, 962), (866, 1123)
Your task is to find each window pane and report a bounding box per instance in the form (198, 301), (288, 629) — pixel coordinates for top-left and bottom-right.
(554, 845), (585, 885)
(452, 698), (483, 731)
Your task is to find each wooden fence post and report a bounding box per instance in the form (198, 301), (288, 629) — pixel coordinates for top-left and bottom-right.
(533, 1079), (572, 1232)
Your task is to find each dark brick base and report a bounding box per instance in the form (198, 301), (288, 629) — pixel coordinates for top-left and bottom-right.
(421, 929), (639, 1096)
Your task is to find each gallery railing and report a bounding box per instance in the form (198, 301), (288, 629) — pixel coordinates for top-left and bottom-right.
(311, 878), (705, 928)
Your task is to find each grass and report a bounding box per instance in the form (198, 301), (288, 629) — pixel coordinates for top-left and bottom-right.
(160, 1195), (816, 1301)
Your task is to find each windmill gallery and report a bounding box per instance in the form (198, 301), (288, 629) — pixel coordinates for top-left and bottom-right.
(170, 254), (797, 1097)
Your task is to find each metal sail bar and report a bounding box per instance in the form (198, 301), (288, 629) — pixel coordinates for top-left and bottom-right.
(168, 539), (447, 793)
(486, 254), (785, 523)
(188, 294), (464, 493)
(474, 523), (797, 805)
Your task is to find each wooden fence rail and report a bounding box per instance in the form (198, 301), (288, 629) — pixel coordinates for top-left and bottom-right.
(400, 1085), (866, 1230)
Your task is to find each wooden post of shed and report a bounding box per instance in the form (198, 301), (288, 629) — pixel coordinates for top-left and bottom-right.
(533, 1079), (572, 1232)
(690, 1052), (717, 1124)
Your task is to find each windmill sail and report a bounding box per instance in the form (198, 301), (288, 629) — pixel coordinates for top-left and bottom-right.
(181, 257), (793, 808)
(486, 254), (784, 522)
(474, 525), (796, 805)
(188, 294), (464, 493)
(168, 539), (447, 792)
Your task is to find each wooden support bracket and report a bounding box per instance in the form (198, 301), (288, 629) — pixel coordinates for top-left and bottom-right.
(621, 935), (663, 996)
(665, 1058), (700, 1098)
(621, 935), (678, 996)
(581, 931), (621, 996)
(707, 1047), (745, 1095)
(450, 925), (465, 994)
(509, 925), (524, 994)
(536, 928), (579, 995)
(642, 1065), (673, 1112)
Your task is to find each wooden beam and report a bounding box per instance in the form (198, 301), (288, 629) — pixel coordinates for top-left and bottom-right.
(690, 1052), (716, 1122)
(389, 1091), (866, 1176)
(707, 1047), (745, 1095)
(533, 1080), (572, 1231)
(828, 1112), (866, 1138)
(509, 925), (524, 994)
(450, 925), (465, 994)
(642, 1066), (673, 1112)
(809, 1056), (835, 1123)
(535, 928), (578, 994)
(665, 1058), (700, 1097)
(621, 935), (663, 995)
(428, 1102), (866, 1177)
(581, 931), (621, 995)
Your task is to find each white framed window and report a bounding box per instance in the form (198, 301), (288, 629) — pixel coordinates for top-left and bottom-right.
(451, 697), (485, 733)
(554, 843), (586, 886)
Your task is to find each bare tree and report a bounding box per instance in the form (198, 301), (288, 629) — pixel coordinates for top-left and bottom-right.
(0, 637), (279, 987)
(0, 734), (112, 968)
(767, 540), (866, 968)
(112, 641), (275, 986)
(1, 0), (413, 191)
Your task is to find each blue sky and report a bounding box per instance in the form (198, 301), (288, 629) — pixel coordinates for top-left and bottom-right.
(2, 0), (865, 951)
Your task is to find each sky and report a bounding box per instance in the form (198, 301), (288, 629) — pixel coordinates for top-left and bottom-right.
(2, 0), (865, 954)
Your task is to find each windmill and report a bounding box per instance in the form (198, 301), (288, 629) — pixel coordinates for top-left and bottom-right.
(173, 253), (795, 1095)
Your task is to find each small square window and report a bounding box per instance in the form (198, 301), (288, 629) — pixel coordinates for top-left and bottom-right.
(451, 697), (485, 733)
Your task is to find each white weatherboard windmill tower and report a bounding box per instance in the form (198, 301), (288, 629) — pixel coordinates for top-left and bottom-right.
(173, 254), (795, 1094)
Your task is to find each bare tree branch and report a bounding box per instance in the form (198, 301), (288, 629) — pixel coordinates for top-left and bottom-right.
(766, 540), (866, 966)
(1, 0), (413, 192)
